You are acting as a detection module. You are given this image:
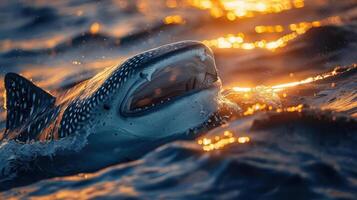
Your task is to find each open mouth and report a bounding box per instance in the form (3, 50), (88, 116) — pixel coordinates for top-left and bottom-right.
(123, 44), (219, 115)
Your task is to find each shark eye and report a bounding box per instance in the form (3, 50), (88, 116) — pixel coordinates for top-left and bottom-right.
(139, 72), (147, 79)
(103, 104), (111, 110)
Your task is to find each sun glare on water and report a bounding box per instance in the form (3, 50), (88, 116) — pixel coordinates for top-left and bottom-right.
(202, 16), (341, 51)
(184, 0), (341, 50)
(232, 66), (347, 93)
(196, 103), (307, 151)
(188, 0), (305, 19)
(197, 64), (357, 152)
(198, 131), (250, 152)
(183, 1), (348, 152)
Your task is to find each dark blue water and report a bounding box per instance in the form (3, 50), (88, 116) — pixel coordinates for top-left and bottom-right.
(0, 0), (356, 199)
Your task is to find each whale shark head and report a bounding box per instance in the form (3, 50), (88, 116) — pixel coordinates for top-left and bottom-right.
(2, 41), (221, 143)
(59, 41), (221, 140)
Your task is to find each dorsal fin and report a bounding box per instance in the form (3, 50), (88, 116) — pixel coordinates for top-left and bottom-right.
(4, 73), (56, 132)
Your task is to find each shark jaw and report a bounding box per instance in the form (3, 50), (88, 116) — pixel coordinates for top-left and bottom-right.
(90, 41), (222, 140)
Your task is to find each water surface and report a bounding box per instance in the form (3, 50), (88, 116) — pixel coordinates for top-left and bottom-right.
(0, 0), (356, 199)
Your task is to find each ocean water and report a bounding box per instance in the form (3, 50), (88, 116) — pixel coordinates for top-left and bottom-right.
(0, 0), (356, 199)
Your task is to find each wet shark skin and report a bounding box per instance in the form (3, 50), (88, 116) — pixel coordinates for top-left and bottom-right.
(2, 40), (222, 143)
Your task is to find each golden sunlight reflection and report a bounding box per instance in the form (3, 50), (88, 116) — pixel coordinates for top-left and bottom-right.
(231, 66), (352, 94)
(270, 67), (341, 91)
(221, 65), (356, 120)
(243, 103), (303, 115)
(198, 130), (250, 151)
(2, 90), (7, 110)
(203, 30), (298, 50)
(23, 183), (139, 199)
(243, 103), (268, 116)
(196, 103), (305, 151)
(203, 16), (341, 51)
(188, 0), (304, 20)
(90, 22), (101, 35)
(226, 85), (282, 108)
(0, 35), (66, 51)
(163, 15), (186, 24)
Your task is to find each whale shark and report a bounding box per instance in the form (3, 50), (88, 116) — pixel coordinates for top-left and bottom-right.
(0, 41), (233, 180)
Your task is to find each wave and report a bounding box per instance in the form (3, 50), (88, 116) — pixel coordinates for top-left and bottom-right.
(2, 109), (356, 199)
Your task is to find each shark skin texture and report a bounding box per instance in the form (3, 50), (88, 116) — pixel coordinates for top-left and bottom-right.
(0, 41), (238, 177)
